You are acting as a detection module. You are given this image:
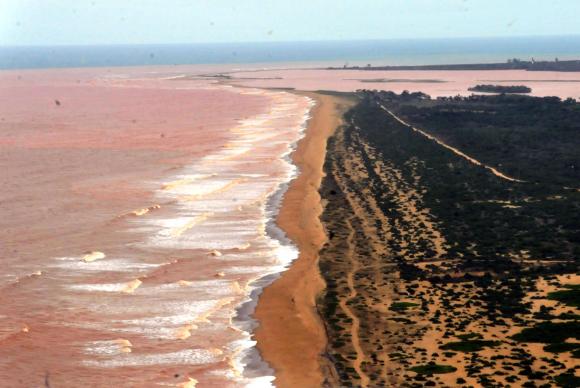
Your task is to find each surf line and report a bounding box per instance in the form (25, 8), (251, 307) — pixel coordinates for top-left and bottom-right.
(378, 104), (526, 183)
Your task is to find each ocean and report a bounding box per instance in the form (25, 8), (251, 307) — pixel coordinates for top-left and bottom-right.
(1, 35), (580, 70)
(0, 66), (313, 386)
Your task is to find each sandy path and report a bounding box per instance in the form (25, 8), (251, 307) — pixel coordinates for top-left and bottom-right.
(379, 104), (525, 183)
(253, 93), (355, 388)
(339, 216), (370, 387)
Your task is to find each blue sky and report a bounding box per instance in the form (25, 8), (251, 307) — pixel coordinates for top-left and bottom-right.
(1, 0), (580, 46)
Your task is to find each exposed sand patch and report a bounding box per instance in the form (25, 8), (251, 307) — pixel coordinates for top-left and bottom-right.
(340, 215), (370, 387)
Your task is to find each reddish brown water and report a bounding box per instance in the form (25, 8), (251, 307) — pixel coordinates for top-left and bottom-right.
(0, 66), (313, 387)
(229, 68), (580, 99)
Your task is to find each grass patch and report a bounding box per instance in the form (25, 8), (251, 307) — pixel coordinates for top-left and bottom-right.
(512, 322), (580, 343)
(441, 340), (501, 352)
(390, 302), (419, 312)
(409, 363), (457, 375)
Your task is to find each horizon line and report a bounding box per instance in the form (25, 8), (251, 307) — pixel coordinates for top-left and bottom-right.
(2, 33), (580, 48)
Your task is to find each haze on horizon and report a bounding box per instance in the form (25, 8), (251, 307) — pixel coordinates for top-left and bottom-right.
(1, 0), (580, 47)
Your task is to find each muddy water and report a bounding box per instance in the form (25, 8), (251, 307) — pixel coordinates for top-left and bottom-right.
(228, 68), (580, 99)
(0, 67), (313, 387)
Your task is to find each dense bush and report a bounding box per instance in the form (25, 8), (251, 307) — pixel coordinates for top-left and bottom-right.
(468, 84), (531, 93)
(547, 285), (580, 307)
(440, 340), (501, 352)
(410, 363), (457, 374)
(512, 322), (580, 343)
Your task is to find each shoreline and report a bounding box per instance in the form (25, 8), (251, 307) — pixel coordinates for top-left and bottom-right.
(252, 92), (355, 387)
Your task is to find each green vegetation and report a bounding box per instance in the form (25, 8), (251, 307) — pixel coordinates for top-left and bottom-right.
(355, 90), (580, 273)
(409, 363), (457, 375)
(389, 302), (419, 311)
(468, 84), (531, 94)
(386, 92), (580, 188)
(553, 313), (580, 320)
(563, 284), (580, 289)
(440, 340), (501, 352)
(318, 90), (580, 387)
(543, 343), (580, 353)
(512, 322), (580, 343)
(555, 373), (580, 388)
(547, 284), (580, 307)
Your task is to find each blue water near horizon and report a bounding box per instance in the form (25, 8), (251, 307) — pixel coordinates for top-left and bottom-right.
(1, 35), (580, 70)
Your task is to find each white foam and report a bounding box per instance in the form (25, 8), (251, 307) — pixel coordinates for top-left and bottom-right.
(83, 348), (222, 368)
(52, 257), (161, 273)
(69, 279), (142, 293)
(83, 339), (133, 356)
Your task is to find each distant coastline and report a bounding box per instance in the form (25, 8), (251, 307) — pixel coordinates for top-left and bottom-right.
(329, 58), (580, 72)
(2, 35), (580, 70)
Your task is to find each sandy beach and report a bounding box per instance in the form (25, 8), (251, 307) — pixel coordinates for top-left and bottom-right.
(253, 92), (355, 388)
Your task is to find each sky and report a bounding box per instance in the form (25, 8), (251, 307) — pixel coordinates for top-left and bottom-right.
(1, 0), (580, 46)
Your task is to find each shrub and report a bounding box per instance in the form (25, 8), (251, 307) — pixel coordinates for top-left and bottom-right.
(555, 373), (580, 387)
(409, 363), (457, 375)
(390, 302), (419, 311)
(441, 340), (501, 352)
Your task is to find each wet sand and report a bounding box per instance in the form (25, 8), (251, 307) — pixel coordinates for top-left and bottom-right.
(253, 93), (355, 388)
